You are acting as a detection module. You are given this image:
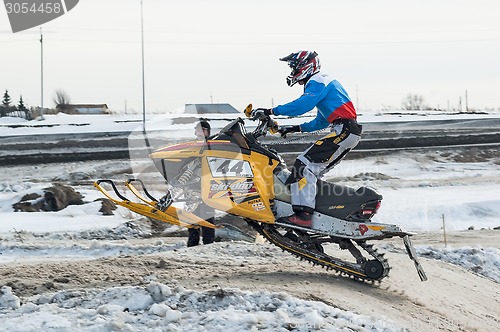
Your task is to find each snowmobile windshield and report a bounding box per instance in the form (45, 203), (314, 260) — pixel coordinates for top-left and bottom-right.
(213, 118), (250, 149)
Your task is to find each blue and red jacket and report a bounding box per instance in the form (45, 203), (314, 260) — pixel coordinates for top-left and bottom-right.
(272, 73), (356, 132)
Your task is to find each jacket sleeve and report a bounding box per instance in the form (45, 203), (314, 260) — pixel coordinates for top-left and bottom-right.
(272, 80), (324, 117)
(299, 112), (330, 132)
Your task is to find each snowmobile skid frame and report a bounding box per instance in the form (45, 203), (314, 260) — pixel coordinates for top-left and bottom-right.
(247, 220), (427, 282)
(269, 197), (427, 282)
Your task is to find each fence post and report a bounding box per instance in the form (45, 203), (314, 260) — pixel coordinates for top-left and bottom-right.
(442, 214), (447, 247)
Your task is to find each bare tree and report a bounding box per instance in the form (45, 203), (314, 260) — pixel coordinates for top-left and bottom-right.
(402, 94), (427, 111)
(53, 89), (71, 110)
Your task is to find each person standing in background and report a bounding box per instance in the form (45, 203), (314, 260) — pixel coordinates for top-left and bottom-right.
(188, 119), (216, 247)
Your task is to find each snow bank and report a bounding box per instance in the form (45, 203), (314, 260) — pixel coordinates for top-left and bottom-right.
(2, 111), (499, 137)
(0, 286), (21, 309)
(0, 282), (403, 332)
(417, 245), (500, 283)
(0, 238), (184, 264)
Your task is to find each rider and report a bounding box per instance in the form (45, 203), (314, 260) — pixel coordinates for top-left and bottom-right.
(251, 51), (362, 228)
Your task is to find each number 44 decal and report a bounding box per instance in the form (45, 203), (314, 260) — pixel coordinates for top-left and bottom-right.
(207, 157), (254, 178)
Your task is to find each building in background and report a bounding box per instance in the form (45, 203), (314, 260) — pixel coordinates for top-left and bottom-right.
(184, 103), (239, 114)
(56, 104), (109, 114)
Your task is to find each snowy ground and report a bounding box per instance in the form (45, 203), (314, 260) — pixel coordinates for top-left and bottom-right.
(0, 112), (500, 331)
(2, 109), (500, 138)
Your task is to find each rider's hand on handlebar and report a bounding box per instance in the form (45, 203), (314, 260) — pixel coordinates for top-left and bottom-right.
(250, 108), (272, 120)
(278, 125), (301, 138)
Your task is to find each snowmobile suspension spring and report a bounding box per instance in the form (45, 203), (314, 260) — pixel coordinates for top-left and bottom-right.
(176, 168), (194, 185)
(175, 159), (200, 185)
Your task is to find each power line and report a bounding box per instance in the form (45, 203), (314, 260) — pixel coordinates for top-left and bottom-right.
(3, 37), (500, 45)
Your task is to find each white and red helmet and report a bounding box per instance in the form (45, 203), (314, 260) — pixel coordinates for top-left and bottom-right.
(279, 51), (320, 87)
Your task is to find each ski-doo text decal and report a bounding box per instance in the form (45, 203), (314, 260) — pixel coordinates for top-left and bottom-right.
(208, 179), (258, 201)
(208, 179), (260, 204)
(207, 157), (253, 178)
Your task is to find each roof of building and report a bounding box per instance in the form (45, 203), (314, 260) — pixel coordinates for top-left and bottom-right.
(184, 103), (239, 114)
(57, 104), (108, 109)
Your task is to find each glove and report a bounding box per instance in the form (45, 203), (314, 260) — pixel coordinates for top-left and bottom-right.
(250, 108), (272, 120)
(278, 125), (300, 138)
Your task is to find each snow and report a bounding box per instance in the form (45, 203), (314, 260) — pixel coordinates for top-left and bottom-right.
(417, 246), (500, 283)
(1, 109), (500, 137)
(0, 184), (126, 233)
(328, 156), (500, 232)
(0, 111), (499, 331)
(0, 282), (402, 332)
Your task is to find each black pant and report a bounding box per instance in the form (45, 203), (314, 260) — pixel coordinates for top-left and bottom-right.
(187, 217), (215, 247)
(287, 119), (362, 212)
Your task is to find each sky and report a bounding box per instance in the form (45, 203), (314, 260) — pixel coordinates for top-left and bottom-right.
(1, 0), (500, 114)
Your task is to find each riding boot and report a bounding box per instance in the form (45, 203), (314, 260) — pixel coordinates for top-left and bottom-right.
(202, 218), (216, 244)
(187, 227), (200, 247)
(279, 209), (313, 228)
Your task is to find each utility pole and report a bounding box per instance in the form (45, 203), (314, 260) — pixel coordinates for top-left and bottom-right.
(465, 90), (469, 112)
(140, 0), (146, 134)
(39, 27), (44, 120)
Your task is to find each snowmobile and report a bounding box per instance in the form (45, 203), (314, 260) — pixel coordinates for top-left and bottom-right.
(95, 104), (427, 283)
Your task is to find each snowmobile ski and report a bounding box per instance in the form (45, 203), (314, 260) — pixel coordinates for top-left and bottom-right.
(94, 179), (217, 229)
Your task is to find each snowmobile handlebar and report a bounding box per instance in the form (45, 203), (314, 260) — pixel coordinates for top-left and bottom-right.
(244, 104), (279, 138)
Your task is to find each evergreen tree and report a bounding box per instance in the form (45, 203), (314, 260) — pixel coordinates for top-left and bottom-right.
(2, 90), (11, 107)
(18, 95), (31, 119)
(18, 95), (27, 111)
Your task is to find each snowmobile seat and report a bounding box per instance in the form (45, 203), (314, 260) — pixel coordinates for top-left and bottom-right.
(274, 174), (382, 220)
(315, 179), (383, 220)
